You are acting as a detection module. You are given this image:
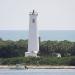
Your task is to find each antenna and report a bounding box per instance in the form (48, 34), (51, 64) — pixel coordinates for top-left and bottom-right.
(32, 10), (35, 15)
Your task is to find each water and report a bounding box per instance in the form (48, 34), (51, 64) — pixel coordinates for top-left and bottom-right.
(0, 30), (75, 41)
(0, 69), (75, 75)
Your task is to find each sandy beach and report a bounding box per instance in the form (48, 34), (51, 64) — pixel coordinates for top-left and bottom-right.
(0, 65), (75, 69)
(27, 65), (75, 69)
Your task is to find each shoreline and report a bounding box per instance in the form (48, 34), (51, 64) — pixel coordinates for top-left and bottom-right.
(27, 65), (75, 69)
(0, 65), (75, 69)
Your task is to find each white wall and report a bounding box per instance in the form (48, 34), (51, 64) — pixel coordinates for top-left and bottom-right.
(28, 12), (39, 53)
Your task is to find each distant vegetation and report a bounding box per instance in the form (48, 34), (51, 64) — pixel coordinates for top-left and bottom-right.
(0, 38), (75, 57)
(0, 39), (28, 58)
(0, 38), (75, 65)
(0, 56), (75, 66)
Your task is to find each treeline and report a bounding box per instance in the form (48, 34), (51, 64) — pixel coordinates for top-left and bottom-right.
(0, 39), (75, 58)
(0, 39), (28, 58)
(39, 40), (75, 57)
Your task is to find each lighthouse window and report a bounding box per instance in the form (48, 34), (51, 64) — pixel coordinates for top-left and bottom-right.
(32, 19), (35, 23)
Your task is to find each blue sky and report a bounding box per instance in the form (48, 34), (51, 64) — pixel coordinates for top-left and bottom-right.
(0, 30), (75, 41)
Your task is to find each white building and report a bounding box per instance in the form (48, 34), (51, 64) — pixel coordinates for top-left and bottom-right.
(25, 10), (39, 57)
(56, 53), (61, 58)
(52, 53), (61, 58)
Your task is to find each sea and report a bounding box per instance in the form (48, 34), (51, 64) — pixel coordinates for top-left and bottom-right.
(0, 69), (75, 75)
(0, 30), (75, 41)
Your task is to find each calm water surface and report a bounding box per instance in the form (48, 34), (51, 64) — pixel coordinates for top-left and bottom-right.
(0, 69), (75, 75)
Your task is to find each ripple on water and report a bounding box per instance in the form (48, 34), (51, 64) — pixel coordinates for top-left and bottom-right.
(0, 69), (75, 75)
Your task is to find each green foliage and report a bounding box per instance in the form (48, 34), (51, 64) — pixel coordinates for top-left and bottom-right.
(0, 39), (75, 65)
(39, 40), (74, 57)
(69, 56), (75, 66)
(0, 39), (28, 58)
(0, 39), (75, 58)
(0, 56), (75, 66)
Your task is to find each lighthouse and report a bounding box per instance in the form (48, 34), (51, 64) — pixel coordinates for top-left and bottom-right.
(25, 10), (39, 57)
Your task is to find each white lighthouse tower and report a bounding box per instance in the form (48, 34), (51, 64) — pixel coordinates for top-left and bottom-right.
(25, 10), (39, 57)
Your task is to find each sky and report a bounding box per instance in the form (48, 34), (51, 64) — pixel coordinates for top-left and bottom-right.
(0, 0), (75, 30)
